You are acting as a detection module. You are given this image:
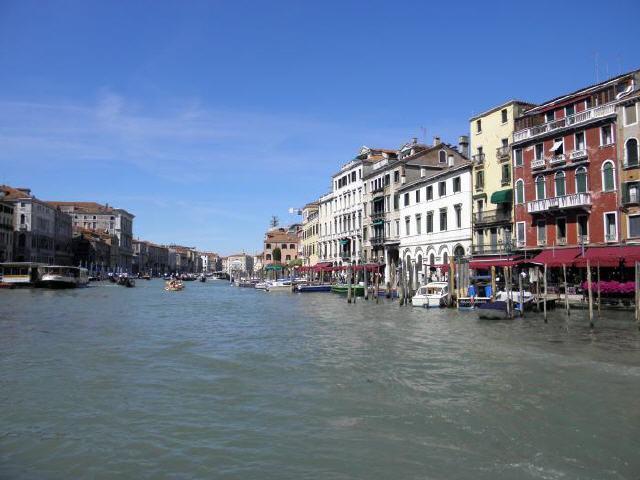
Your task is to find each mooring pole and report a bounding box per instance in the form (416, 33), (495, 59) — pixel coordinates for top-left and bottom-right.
(596, 263), (601, 318)
(543, 263), (548, 323)
(635, 262), (640, 329)
(519, 267), (524, 317)
(587, 260), (594, 329)
(563, 263), (570, 316)
(491, 266), (496, 302)
(347, 264), (352, 304)
(363, 267), (369, 300)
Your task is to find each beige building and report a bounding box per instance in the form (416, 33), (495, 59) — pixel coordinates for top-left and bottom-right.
(617, 90), (640, 242)
(226, 253), (253, 276)
(469, 101), (534, 257)
(263, 227), (299, 265)
(301, 202), (319, 266)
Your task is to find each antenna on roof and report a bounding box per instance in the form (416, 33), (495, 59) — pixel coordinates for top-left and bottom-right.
(420, 126), (427, 143)
(594, 51), (599, 83)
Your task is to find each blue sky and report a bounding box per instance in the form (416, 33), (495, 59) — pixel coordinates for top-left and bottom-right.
(1, 0), (639, 254)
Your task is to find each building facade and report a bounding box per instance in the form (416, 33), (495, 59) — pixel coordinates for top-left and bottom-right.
(48, 201), (134, 271)
(263, 227), (299, 265)
(512, 71), (640, 255)
(617, 90), (640, 242)
(226, 253), (253, 276)
(398, 156), (472, 286)
(301, 202), (319, 266)
(469, 101), (534, 257)
(0, 195), (14, 262)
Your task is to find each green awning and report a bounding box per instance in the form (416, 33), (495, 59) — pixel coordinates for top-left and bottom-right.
(490, 189), (513, 204)
(339, 239), (350, 245)
(372, 220), (384, 226)
(265, 264), (283, 271)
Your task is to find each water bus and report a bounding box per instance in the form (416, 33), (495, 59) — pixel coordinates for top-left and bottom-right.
(39, 266), (89, 288)
(0, 262), (45, 287)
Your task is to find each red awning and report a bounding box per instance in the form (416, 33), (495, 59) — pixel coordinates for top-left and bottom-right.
(469, 256), (520, 269)
(315, 262), (333, 268)
(575, 246), (640, 267)
(530, 247), (582, 267)
(427, 263), (450, 272)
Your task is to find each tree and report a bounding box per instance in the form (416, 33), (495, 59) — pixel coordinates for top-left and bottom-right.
(272, 247), (282, 262)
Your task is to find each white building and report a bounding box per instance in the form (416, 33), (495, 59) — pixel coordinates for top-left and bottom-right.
(317, 147), (390, 265)
(398, 160), (473, 286)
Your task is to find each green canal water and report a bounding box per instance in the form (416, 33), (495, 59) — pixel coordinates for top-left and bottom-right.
(1, 280), (639, 479)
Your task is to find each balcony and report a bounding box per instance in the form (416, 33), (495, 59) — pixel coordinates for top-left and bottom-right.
(472, 153), (485, 164)
(496, 146), (510, 160)
(527, 192), (592, 213)
(531, 158), (546, 169)
(569, 149), (588, 162)
(471, 243), (514, 255)
(513, 103), (616, 143)
(547, 153), (566, 166)
(622, 183), (640, 206)
(371, 235), (385, 247)
(474, 209), (512, 226)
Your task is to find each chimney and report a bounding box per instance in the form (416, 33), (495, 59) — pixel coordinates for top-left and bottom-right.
(412, 137), (418, 145)
(433, 136), (441, 146)
(458, 135), (469, 158)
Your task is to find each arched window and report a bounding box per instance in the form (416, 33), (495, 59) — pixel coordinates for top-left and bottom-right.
(439, 150), (446, 163)
(515, 179), (524, 204)
(602, 160), (616, 191)
(20, 213), (25, 224)
(535, 175), (546, 200)
(442, 252), (449, 266)
(576, 167), (588, 193)
(429, 253), (435, 265)
(626, 138), (639, 167)
(453, 245), (465, 260)
(554, 171), (566, 196)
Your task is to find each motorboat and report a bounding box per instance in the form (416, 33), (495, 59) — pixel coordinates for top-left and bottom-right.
(199, 274), (206, 283)
(296, 284), (332, 292)
(117, 274), (136, 288)
(475, 301), (510, 320)
(266, 280), (292, 292)
(330, 284), (365, 296)
(496, 290), (534, 311)
(412, 282), (449, 308)
(0, 262), (44, 287)
(255, 281), (269, 290)
(38, 266), (89, 288)
(165, 279), (184, 291)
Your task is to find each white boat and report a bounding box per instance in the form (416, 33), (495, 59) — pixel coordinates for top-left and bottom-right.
(39, 266), (89, 288)
(496, 290), (534, 311)
(266, 280), (292, 292)
(255, 281), (269, 290)
(412, 282), (449, 308)
(0, 262), (45, 287)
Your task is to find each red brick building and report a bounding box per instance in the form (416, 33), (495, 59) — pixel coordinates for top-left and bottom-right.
(512, 71), (640, 258)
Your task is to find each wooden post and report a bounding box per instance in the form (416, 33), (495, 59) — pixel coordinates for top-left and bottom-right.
(536, 266), (540, 311)
(587, 260), (594, 329)
(543, 263), (548, 323)
(490, 266), (496, 302)
(449, 256), (455, 307)
(347, 264), (352, 304)
(364, 267), (369, 300)
(375, 270), (380, 304)
(596, 263), (601, 318)
(562, 263), (570, 316)
(519, 267), (524, 317)
(635, 262), (640, 330)
(353, 265), (357, 304)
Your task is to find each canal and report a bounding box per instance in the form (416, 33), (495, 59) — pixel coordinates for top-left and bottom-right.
(1, 280), (639, 479)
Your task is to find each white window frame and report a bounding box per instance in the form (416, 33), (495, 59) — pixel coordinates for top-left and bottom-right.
(603, 211), (618, 243)
(537, 220), (546, 246)
(624, 137), (639, 167)
(535, 143), (544, 160)
(600, 124), (614, 146)
(576, 214), (589, 243)
(627, 214), (640, 239)
(575, 166), (588, 193)
(556, 216), (567, 244)
(515, 179), (525, 204)
(623, 103), (638, 126)
(514, 148), (523, 166)
(554, 170), (566, 197)
(601, 160), (617, 192)
(535, 175), (546, 200)
(574, 131), (586, 151)
(516, 221), (526, 247)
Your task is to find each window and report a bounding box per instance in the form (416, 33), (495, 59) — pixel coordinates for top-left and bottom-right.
(545, 111), (554, 122)
(516, 222), (526, 246)
(20, 213), (25, 224)
(600, 125), (613, 145)
(475, 170), (484, 190)
(266, 254), (272, 260)
(535, 143), (544, 160)
(476, 119), (482, 133)
(557, 218), (567, 243)
(394, 170), (400, 183)
(628, 215), (640, 238)
(626, 138), (639, 167)
(393, 194), (399, 210)
(266, 243), (271, 249)
(405, 216), (411, 236)
(415, 214), (422, 235)
(404, 193), (410, 206)
(439, 181), (446, 196)
(395, 220), (399, 236)
(453, 176), (461, 192)
(565, 104), (575, 117)
(604, 212), (617, 242)
(602, 161), (616, 191)
(554, 171), (566, 196)
(426, 186), (433, 200)
(281, 243), (287, 249)
(286, 255), (291, 261)
(575, 131), (586, 151)
(515, 179), (524, 204)
(439, 208), (447, 231)
(624, 103), (638, 126)
(577, 214), (589, 242)
(535, 175), (546, 200)
(426, 211), (433, 233)
(537, 220), (546, 245)
(439, 150), (446, 164)
(514, 149), (523, 166)
(576, 167), (588, 193)
(501, 109), (507, 123)
(415, 189), (421, 203)
(501, 164), (510, 185)
(289, 244), (295, 249)
(455, 204), (462, 228)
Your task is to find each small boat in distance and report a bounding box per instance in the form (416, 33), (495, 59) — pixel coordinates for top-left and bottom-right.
(165, 279), (184, 291)
(266, 280), (292, 292)
(412, 282), (449, 308)
(296, 284), (332, 292)
(39, 266), (89, 288)
(330, 284), (365, 296)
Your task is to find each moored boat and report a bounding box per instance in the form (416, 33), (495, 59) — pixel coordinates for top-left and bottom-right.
(330, 284), (365, 296)
(38, 266), (89, 288)
(475, 301), (510, 320)
(412, 282), (449, 308)
(0, 262), (44, 287)
(266, 280), (292, 292)
(296, 284), (332, 292)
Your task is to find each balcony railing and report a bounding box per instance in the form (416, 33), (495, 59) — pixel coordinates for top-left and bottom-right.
(371, 212), (385, 222)
(622, 184), (640, 205)
(471, 243), (514, 255)
(548, 153), (566, 166)
(513, 103), (616, 143)
(496, 146), (510, 159)
(527, 192), (592, 213)
(474, 209), (512, 225)
(472, 153), (485, 164)
(569, 149), (588, 161)
(371, 235), (385, 246)
(531, 158), (545, 169)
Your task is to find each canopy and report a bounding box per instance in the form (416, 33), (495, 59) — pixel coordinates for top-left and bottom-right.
(427, 263), (450, 272)
(530, 247), (582, 267)
(265, 264), (283, 271)
(575, 246), (640, 267)
(549, 140), (563, 152)
(490, 189), (513, 204)
(469, 256), (520, 269)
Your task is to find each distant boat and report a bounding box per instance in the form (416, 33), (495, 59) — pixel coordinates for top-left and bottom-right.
(296, 284), (332, 292)
(39, 266), (89, 289)
(266, 280), (292, 292)
(199, 274), (206, 283)
(330, 284), (365, 296)
(412, 282), (449, 308)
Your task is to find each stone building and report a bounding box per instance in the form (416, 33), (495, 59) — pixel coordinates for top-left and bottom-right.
(263, 227), (299, 265)
(616, 89), (640, 242)
(0, 194), (14, 262)
(301, 202), (319, 266)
